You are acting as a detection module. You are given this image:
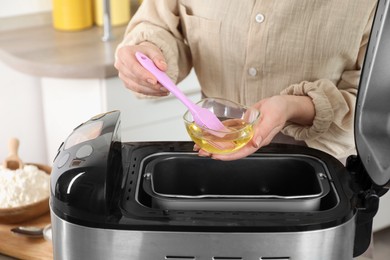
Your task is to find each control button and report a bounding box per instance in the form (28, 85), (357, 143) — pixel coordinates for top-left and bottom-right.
(76, 145), (93, 159)
(71, 159), (84, 167)
(57, 153), (70, 168)
(248, 67), (258, 76)
(255, 13), (265, 23)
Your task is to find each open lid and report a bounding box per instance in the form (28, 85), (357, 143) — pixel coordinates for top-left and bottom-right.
(355, 0), (390, 186)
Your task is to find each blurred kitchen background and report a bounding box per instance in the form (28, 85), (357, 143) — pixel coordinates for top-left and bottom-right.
(0, 0), (200, 166)
(0, 1), (389, 259)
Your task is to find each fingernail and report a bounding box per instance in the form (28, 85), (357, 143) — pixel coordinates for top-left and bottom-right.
(160, 87), (170, 92)
(147, 78), (156, 85)
(159, 60), (167, 66)
(253, 135), (262, 148)
(198, 150), (211, 157)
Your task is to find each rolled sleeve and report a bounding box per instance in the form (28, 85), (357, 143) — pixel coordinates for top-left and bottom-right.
(280, 79), (356, 158)
(281, 80), (334, 140)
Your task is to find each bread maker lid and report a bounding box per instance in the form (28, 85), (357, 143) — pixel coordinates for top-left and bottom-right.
(355, 1), (390, 186)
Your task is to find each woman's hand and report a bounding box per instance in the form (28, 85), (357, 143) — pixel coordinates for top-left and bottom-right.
(114, 42), (170, 96)
(194, 95), (315, 161)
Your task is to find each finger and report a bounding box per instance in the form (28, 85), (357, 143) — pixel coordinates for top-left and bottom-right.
(251, 133), (263, 149)
(210, 145), (258, 161)
(151, 55), (168, 71)
(121, 63), (169, 95)
(193, 144), (200, 151)
(117, 46), (169, 94)
(260, 126), (282, 146)
(250, 110), (284, 148)
(127, 56), (160, 87)
(115, 58), (143, 84)
(198, 149), (212, 157)
(139, 42), (168, 71)
(253, 118), (284, 148)
(118, 72), (170, 96)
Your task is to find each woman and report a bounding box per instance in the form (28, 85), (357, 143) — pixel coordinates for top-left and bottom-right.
(115, 0), (376, 163)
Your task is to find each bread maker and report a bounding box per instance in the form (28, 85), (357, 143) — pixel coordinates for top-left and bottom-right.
(50, 1), (390, 259)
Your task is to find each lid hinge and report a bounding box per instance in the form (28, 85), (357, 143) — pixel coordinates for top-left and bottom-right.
(346, 155), (388, 196)
(355, 190), (380, 220)
(347, 155), (387, 257)
(346, 154), (387, 214)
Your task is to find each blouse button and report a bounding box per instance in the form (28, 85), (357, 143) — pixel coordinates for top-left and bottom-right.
(248, 67), (257, 76)
(255, 13), (265, 23)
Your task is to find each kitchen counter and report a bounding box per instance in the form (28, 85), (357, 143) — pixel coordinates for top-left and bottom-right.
(0, 213), (52, 260)
(0, 12), (126, 79)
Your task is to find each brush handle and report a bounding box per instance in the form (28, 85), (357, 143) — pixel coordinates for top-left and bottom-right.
(135, 52), (197, 113)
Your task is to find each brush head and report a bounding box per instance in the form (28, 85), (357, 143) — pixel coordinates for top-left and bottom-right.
(192, 107), (227, 132)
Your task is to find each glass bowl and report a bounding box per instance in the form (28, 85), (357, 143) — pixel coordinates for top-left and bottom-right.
(183, 97), (260, 154)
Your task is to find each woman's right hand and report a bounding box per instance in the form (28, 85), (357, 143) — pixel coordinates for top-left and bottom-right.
(114, 42), (170, 96)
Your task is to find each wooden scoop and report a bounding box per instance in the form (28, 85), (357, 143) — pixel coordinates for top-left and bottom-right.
(2, 138), (24, 170)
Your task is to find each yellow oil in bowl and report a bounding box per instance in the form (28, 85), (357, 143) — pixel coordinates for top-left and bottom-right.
(183, 98), (260, 154)
(185, 119), (254, 154)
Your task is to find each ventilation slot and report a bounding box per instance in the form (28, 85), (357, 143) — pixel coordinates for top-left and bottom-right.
(260, 257), (290, 260)
(165, 256), (195, 259)
(213, 257), (242, 260)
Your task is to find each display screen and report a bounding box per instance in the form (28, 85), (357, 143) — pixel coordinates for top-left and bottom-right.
(64, 121), (103, 149)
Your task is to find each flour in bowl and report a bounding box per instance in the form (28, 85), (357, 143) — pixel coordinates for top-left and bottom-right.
(0, 165), (50, 208)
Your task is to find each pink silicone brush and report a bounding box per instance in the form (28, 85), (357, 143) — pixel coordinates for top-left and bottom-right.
(135, 52), (226, 132)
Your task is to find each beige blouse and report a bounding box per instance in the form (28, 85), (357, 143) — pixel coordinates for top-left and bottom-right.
(117, 0), (377, 158)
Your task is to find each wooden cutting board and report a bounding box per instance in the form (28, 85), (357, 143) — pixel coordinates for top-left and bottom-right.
(0, 212), (53, 260)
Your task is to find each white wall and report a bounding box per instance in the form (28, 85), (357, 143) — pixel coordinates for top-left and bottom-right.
(41, 78), (105, 163)
(0, 0), (52, 164)
(0, 60), (48, 164)
(0, 0), (51, 18)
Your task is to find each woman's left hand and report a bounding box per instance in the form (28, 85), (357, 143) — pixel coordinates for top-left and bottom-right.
(194, 95), (315, 161)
